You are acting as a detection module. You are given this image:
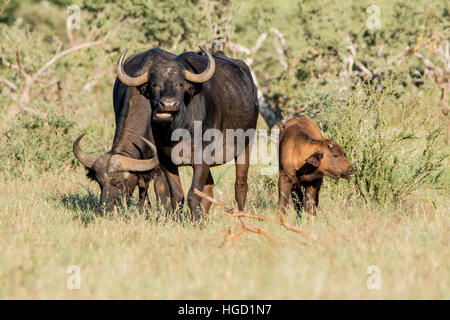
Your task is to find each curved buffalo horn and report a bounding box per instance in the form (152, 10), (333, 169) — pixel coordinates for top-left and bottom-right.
(111, 154), (159, 173)
(73, 134), (96, 169)
(184, 46), (216, 83)
(109, 136), (159, 172)
(138, 136), (158, 160)
(116, 49), (148, 87)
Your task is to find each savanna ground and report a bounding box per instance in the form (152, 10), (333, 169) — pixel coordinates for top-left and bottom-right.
(0, 0), (449, 299)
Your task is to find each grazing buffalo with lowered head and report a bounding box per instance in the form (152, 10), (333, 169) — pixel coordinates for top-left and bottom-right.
(73, 49), (172, 212)
(278, 117), (355, 215)
(116, 47), (259, 221)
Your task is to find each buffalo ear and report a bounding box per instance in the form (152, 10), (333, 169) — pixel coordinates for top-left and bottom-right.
(138, 83), (151, 99)
(86, 168), (96, 181)
(306, 151), (323, 167)
(183, 82), (198, 104)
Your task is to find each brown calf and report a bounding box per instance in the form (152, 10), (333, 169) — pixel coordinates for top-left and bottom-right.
(277, 117), (354, 215)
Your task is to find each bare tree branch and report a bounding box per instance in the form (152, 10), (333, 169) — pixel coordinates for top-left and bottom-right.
(270, 28), (288, 71)
(15, 49), (29, 79)
(251, 33), (268, 55)
(228, 31), (287, 128)
(1, 19), (128, 108)
(33, 40), (104, 81)
(0, 77), (17, 91)
(194, 188), (324, 247)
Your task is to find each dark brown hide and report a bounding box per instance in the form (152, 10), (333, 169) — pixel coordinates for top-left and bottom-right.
(117, 49), (259, 221)
(73, 49), (172, 212)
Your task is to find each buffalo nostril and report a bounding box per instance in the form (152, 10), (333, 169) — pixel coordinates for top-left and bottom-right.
(160, 98), (179, 108)
(348, 167), (355, 174)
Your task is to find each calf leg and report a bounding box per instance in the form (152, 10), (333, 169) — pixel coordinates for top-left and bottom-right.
(291, 183), (304, 216)
(277, 172), (293, 216)
(303, 178), (323, 215)
(314, 177), (323, 207)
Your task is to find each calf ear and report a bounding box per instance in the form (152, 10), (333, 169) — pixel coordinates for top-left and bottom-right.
(306, 151), (323, 167)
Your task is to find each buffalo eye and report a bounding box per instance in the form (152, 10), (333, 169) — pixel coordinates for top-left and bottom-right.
(110, 178), (121, 187)
(151, 83), (160, 89)
(333, 154), (339, 158)
(176, 83), (183, 88)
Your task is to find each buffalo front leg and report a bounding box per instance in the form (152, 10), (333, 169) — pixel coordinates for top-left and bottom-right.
(162, 164), (184, 220)
(187, 164), (211, 222)
(234, 139), (254, 211)
(235, 158), (250, 211)
(153, 168), (170, 209)
(234, 134), (254, 211)
(201, 171), (214, 215)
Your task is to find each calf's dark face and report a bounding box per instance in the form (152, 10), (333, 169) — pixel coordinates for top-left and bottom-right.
(306, 139), (355, 179)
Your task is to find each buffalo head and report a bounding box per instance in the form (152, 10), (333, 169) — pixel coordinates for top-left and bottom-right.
(116, 47), (215, 125)
(306, 139), (355, 180)
(73, 134), (159, 212)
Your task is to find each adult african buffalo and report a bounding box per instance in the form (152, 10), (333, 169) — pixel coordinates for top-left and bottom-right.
(116, 47), (259, 221)
(73, 49), (172, 212)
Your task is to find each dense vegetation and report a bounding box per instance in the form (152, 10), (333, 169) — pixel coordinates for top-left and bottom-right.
(0, 0), (448, 299)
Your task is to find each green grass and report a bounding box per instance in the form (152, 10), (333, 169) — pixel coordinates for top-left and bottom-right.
(0, 163), (448, 299)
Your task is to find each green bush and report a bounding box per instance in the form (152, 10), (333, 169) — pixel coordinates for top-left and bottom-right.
(317, 83), (447, 204)
(0, 107), (77, 178)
